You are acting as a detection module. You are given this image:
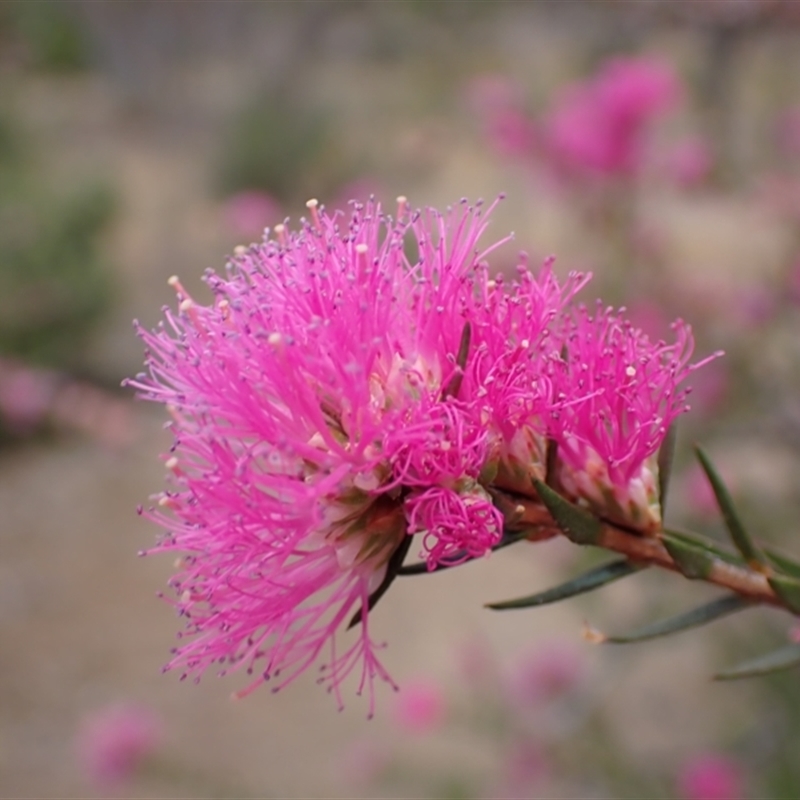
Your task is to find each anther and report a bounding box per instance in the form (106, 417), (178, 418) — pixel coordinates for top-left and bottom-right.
(396, 195), (408, 217)
(306, 198), (320, 230)
(273, 223), (287, 245)
(233, 245), (247, 257)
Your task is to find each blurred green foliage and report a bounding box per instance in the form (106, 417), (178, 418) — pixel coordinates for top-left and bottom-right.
(0, 111), (113, 368)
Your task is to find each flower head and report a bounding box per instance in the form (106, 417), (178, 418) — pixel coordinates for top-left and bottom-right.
(547, 304), (719, 531)
(132, 197), (575, 711)
(544, 55), (681, 181)
(76, 703), (161, 790)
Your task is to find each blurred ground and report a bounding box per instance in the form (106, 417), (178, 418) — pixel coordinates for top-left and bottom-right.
(2, 2), (800, 798)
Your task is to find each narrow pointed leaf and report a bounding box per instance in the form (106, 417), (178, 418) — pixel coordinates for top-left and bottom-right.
(662, 534), (714, 580)
(768, 574), (800, 615)
(694, 446), (766, 568)
(657, 423), (677, 514)
(605, 593), (752, 644)
(765, 547), (800, 579)
(486, 559), (642, 610)
(663, 528), (744, 566)
(533, 479), (601, 546)
(715, 643), (800, 681)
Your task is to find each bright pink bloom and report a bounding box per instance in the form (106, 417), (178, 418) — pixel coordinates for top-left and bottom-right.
(544, 55), (681, 180)
(677, 753), (744, 800)
(548, 305), (719, 531)
(76, 703), (161, 790)
(132, 197), (572, 710)
(392, 677), (446, 734)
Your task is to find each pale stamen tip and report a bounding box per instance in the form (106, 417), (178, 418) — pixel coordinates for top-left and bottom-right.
(233, 245), (247, 257)
(305, 198), (319, 209)
(165, 456), (179, 470)
(355, 243), (369, 254)
(582, 622), (607, 644)
(167, 275), (180, 288)
(179, 298), (194, 313)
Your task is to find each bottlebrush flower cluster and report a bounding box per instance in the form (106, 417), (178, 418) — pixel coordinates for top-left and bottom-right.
(130, 196), (715, 712)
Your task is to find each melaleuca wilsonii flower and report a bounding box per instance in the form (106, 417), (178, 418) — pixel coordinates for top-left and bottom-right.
(131, 197), (569, 711)
(547, 303), (721, 533)
(131, 196), (715, 710)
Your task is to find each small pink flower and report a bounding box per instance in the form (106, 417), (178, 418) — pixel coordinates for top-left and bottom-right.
(0, 357), (58, 432)
(775, 106), (800, 159)
(131, 197), (542, 711)
(468, 75), (538, 160)
(392, 677), (446, 734)
(544, 55), (681, 181)
(665, 136), (714, 188)
(505, 642), (583, 709)
(677, 753), (744, 800)
(76, 703), (161, 790)
(548, 305), (719, 531)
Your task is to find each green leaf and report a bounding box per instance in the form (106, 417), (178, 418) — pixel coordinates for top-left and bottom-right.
(605, 594), (752, 644)
(533, 479), (602, 546)
(663, 528), (744, 566)
(657, 423), (677, 514)
(765, 547), (800, 579)
(662, 534), (714, 580)
(486, 559), (642, 610)
(715, 643), (800, 681)
(694, 446), (766, 568)
(768, 574), (800, 615)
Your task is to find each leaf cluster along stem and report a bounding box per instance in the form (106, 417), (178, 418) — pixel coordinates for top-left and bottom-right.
(510, 497), (787, 611)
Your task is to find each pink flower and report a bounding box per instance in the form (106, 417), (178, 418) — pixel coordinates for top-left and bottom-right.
(76, 703), (161, 790)
(132, 195), (717, 709)
(548, 306), (719, 531)
(677, 753), (744, 800)
(505, 642), (583, 710)
(544, 55), (681, 181)
(665, 136), (714, 188)
(392, 677), (446, 734)
(468, 75), (538, 160)
(131, 197), (564, 711)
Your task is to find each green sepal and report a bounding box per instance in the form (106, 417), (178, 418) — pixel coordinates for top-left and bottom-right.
(714, 643), (800, 681)
(657, 423), (677, 514)
(486, 558), (642, 610)
(765, 547), (800, 579)
(533, 479), (602, 546)
(694, 445), (766, 568)
(768, 574), (800, 615)
(605, 593), (752, 644)
(662, 534), (714, 580)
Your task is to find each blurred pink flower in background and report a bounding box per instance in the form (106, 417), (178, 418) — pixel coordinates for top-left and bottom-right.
(775, 106), (800, 159)
(687, 358), (730, 419)
(677, 753), (743, 800)
(340, 738), (389, 789)
(504, 642), (583, 711)
(468, 75), (538, 160)
(491, 739), (549, 799)
(664, 135), (714, 188)
(222, 190), (282, 239)
(0, 357), (58, 433)
(392, 677), (446, 735)
(76, 703), (162, 790)
(544, 55), (681, 180)
(679, 461), (738, 518)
